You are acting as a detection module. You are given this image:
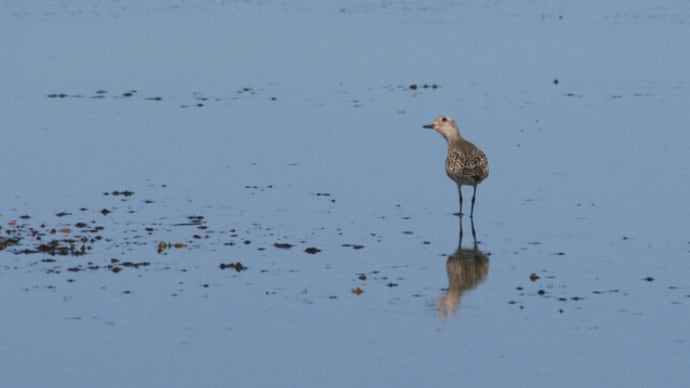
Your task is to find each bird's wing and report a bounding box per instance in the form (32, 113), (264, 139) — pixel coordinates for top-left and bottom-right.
(462, 149), (489, 180)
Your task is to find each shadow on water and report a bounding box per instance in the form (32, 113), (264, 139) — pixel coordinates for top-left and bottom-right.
(436, 217), (490, 318)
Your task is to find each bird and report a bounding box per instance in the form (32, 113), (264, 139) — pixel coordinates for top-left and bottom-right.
(424, 115), (489, 217)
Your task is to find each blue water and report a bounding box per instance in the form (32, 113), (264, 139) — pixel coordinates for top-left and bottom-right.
(2, 1), (689, 387)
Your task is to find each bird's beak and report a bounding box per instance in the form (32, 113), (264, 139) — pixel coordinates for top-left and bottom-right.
(422, 124), (434, 129)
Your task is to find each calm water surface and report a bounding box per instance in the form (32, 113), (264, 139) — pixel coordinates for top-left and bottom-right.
(2, 1), (689, 387)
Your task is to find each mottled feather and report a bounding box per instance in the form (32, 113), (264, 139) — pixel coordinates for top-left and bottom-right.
(446, 140), (489, 185)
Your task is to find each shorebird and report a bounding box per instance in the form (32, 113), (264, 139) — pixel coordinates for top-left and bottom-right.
(424, 116), (489, 217)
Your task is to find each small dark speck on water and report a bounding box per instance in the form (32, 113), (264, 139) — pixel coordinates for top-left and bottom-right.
(107, 190), (134, 196)
(643, 276), (655, 282)
(537, 289), (546, 296)
(219, 262), (246, 272)
(274, 243), (293, 249)
(305, 247), (321, 254)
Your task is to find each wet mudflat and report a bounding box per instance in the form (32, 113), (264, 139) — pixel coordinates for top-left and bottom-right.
(2, 1), (690, 387)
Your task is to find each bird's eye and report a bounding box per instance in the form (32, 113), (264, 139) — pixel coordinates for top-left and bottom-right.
(441, 117), (447, 122)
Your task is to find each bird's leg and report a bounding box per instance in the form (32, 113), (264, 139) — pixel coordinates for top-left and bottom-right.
(470, 184), (477, 218)
(457, 184), (464, 217)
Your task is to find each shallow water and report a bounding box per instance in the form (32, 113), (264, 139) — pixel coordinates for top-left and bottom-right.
(2, 1), (690, 387)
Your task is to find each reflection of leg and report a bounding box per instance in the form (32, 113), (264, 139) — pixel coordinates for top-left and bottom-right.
(470, 217), (477, 249)
(457, 184), (464, 216)
(470, 184), (477, 217)
(458, 216), (464, 250)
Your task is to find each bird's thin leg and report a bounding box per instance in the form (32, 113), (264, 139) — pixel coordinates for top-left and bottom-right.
(457, 184), (464, 217)
(470, 184), (477, 218)
(470, 217), (477, 249)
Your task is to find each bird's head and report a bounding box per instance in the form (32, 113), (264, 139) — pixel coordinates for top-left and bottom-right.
(423, 115), (460, 140)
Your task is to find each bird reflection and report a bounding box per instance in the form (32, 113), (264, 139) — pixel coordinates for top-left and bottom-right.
(436, 217), (489, 318)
